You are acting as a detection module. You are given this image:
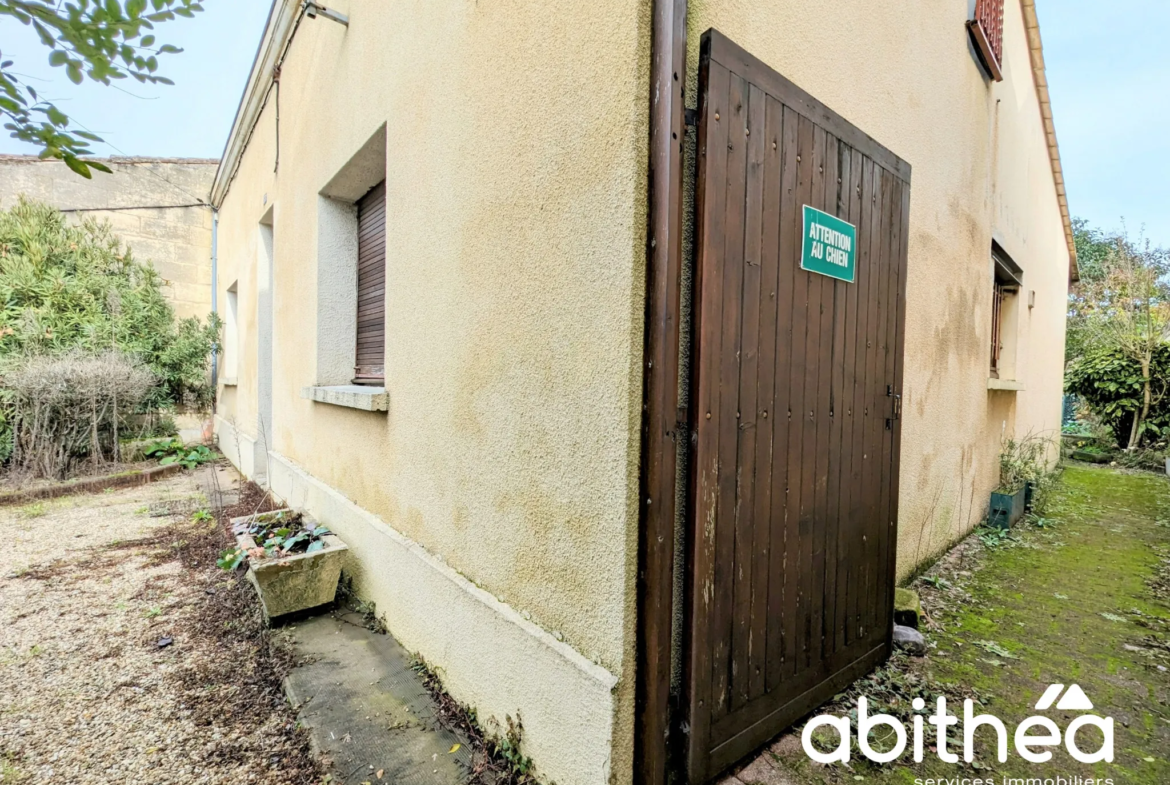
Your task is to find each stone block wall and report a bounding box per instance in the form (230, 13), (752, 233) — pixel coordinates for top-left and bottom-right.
(0, 155), (217, 322)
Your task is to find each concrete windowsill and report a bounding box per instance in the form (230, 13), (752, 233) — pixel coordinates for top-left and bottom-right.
(301, 385), (389, 412)
(987, 377), (1025, 392)
(221, 377), (238, 387)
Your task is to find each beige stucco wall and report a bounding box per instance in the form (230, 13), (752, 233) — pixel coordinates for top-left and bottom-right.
(685, 0), (1070, 578)
(215, 0), (1069, 780)
(0, 156), (217, 321)
(213, 1), (650, 783)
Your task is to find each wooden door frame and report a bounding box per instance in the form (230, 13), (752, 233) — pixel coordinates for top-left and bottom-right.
(635, 0), (688, 783)
(636, 14), (913, 784)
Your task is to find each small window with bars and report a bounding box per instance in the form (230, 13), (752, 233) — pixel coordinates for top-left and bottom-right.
(354, 181), (386, 385)
(967, 0), (1005, 82)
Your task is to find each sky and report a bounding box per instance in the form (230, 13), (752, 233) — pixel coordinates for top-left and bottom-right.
(0, 0), (273, 162)
(0, 1), (1166, 248)
(1039, 0), (1170, 248)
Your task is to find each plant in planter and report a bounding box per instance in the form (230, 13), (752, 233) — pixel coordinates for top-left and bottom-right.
(218, 508), (348, 621)
(989, 435), (1059, 530)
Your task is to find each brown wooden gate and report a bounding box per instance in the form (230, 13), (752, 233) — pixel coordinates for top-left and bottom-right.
(683, 30), (911, 782)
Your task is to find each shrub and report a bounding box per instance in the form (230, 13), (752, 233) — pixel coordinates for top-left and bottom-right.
(0, 199), (220, 467)
(1065, 344), (1170, 449)
(998, 434), (1060, 514)
(1116, 448), (1166, 473)
(4, 350), (154, 478)
(0, 198), (220, 411)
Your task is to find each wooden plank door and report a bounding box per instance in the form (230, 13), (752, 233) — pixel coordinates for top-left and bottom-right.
(683, 30), (911, 783)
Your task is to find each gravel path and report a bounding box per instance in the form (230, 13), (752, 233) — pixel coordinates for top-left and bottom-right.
(0, 470), (321, 784)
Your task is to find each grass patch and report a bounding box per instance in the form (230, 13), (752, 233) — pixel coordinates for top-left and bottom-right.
(15, 503), (45, 520)
(766, 464), (1170, 784)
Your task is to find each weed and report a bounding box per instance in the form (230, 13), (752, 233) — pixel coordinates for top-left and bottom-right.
(336, 575), (387, 634)
(0, 752), (28, 783)
(16, 502), (45, 519)
(412, 656), (537, 784)
(492, 716), (534, 778)
(977, 525), (1014, 549)
(1027, 514), (1055, 529)
(144, 606), (162, 619)
(143, 438), (216, 470)
(192, 508), (214, 524)
(921, 575), (951, 590)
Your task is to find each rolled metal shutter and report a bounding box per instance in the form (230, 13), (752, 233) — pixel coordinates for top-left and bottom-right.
(354, 181), (386, 384)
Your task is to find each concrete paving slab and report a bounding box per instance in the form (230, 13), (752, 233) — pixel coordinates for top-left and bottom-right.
(283, 611), (476, 785)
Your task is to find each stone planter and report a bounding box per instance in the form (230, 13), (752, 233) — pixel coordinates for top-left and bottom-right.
(231, 509), (348, 622)
(1070, 448), (1111, 464)
(988, 485), (1027, 531)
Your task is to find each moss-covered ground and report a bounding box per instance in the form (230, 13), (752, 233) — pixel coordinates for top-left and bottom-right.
(733, 463), (1170, 785)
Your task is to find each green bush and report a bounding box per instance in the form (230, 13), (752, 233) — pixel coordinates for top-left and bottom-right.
(0, 198), (220, 407)
(1065, 344), (1170, 449)
(0, 199), (220, 464)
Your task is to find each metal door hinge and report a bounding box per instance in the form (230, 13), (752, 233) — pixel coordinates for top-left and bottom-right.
(887, 385), (902, 420)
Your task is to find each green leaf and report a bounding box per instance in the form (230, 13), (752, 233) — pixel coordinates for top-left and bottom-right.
(283, 532), (308, 549)
(32, 22), (56, 48)
(63, 155), (93, 178)
(159, 454), (178, 466)
(306, 540), (325, 554)
(46, 106), (68, 127)
(217, 548), (245, 570)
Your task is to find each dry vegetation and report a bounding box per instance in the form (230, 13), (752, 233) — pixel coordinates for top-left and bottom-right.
(0, 471), (321, 784)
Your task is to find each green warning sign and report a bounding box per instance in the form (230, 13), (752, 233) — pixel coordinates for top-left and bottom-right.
(801, 205), (856, 283)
